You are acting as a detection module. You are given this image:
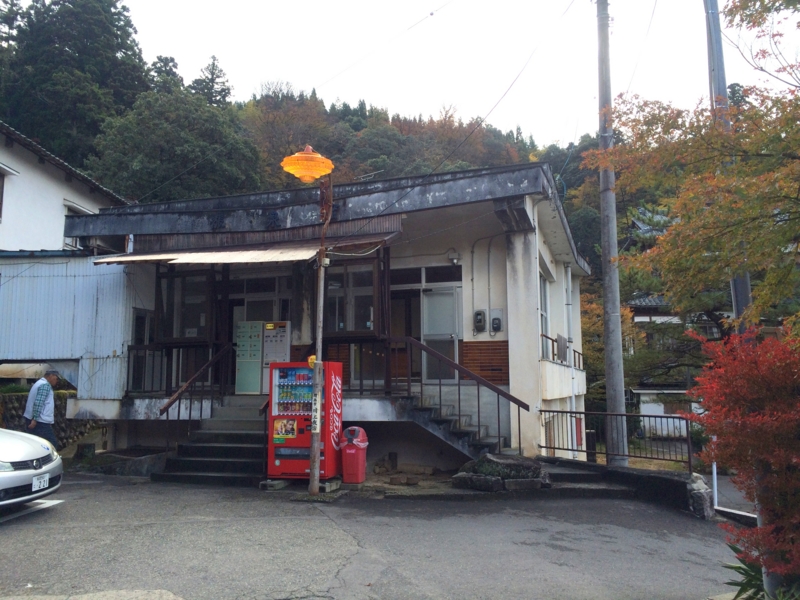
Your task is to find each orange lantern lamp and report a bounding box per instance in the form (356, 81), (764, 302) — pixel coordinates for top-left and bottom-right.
(280, 145), (334, 183)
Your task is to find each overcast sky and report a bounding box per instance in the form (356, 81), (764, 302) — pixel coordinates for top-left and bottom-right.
(123, 0), (786, 148)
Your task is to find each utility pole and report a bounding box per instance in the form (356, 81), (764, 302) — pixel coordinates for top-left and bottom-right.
(704, 0), (752, 330)
(280, 146), (334, 497)
(704, 2), (776, 595)
(597, 0), (628, 467)
(309, 174), (333, 496)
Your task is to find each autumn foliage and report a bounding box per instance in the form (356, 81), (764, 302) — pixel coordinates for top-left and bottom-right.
(689, 330), (800, 576)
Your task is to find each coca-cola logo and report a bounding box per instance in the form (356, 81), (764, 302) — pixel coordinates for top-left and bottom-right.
(330, 373), (343, 436)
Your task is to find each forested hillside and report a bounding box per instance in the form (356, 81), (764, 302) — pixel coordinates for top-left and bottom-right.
(1, 0), (660, 397)
(0, 0), (539, 203)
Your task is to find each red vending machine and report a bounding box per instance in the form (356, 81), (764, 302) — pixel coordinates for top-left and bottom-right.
(267, 361), (343, 479)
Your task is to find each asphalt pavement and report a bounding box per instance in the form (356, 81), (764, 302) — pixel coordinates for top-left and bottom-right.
(0, 473), (735, 600)
(713, 475), (754, 513)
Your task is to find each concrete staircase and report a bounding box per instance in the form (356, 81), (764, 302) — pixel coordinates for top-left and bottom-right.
(151, 395), (266, 487)
(151, 390), (518, 485)
(407, 394), (511, 460)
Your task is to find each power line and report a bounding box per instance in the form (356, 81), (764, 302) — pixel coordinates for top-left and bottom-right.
(136, 139), (238, 203)
(315, 1), (454, 91)
(329, 44), (541, 251)
(326, 0), (580, 250)
(625, 0), (658, 94)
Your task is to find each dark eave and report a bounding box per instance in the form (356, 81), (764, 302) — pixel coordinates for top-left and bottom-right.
(0, 249), (95, 259)
(65, 162), (590, 275)
(66, 163), (551, 237)
(0, 121), (129, 206)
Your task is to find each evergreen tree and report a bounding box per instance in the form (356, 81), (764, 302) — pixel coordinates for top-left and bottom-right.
(86, 88), (262, 202)
(149, 55), (183, 94)
(189, 55), (231, 107)
(0, 0), (149, 166)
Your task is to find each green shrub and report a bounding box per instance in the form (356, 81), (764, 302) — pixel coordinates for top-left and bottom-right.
(0, 383), (30, 394)
(690, 423), (709, 452)
(724, 543), (766, 599)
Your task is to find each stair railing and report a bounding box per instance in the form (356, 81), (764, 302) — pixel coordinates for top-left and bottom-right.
(388, 336), (530, 455)
(159, 343), (234, 451)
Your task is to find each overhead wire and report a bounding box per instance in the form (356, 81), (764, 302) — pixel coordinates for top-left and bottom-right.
(131, 4), (454, 204)
(325, 0), (580, 251)
(329, 48), (541, 251)
(315, 1), (454, 91)
(625, 0), (658, 95)
(135, 138), (239, 203)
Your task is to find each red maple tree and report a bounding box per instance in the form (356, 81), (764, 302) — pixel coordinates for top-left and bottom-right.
(689, 330), (800, 576)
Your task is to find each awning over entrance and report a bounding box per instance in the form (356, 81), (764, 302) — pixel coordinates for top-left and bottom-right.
(93, 232), (397, 265)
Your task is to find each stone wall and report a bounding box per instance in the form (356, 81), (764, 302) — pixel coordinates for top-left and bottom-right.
(0, 392), (100, 451)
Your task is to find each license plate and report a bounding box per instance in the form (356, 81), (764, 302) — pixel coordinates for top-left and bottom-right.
(32, 473), (49, 491)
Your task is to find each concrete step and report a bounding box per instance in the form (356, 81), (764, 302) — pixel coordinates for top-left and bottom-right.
(151, 471), (262, 487)
(190, 430), (265, 445)
(470, 437), (508, 453)
(449, 428), (479, 441)
(545, 465), (603, 484)
(416, 395), (442, 408)
(223, 395), (267, 408)
(177, 443), (264, 459)
(417, 403), (456, 418)
(450, 424), (488, 439)
(546, 482), (636, 500)
(211, 405), (261, 419)
(166, 457), (263, 475)
(200, 418), (264, 432)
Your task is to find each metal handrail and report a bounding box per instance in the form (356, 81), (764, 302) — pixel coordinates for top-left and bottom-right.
(159, 343), (233, 416)
(388, 335), (529, 455)
(540, 333), (584, 370)
(539, 409), (693, 472)
(388, 336), (529, 412)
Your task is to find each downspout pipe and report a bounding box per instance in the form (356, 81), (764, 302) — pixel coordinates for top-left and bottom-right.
(470, 234), (503, 337)
(566, 263), (578, 459)
(488, 236), (495, 337)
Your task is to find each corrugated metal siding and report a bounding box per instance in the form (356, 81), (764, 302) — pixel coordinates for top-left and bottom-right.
(0, 257), (135, 399)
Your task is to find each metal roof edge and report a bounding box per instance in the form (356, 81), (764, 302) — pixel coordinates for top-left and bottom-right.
(0, 121), (130, 206)
(96, 162), (550, 216)
(0, 249), (95, 258)
(537, 164), (592, 276)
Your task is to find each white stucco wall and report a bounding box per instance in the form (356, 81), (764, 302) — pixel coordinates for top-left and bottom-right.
(0, 142), (115, 251)
(391, 203), (509, 342)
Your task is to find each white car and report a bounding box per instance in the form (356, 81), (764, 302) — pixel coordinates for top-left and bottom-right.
(0, 428), (63, 507)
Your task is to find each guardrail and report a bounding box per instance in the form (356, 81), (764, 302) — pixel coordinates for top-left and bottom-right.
(539, 409), (693, 471)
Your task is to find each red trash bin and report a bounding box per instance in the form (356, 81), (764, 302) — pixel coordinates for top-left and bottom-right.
(340, 426), (368, 484)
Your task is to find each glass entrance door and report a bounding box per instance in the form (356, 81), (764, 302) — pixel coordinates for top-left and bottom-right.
(422, 287), (460, 381)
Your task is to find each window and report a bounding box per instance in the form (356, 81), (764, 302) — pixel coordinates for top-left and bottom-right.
(132, 309), (155, 345)
(540, 274), (550, 359)
(391, 268), (422, 285)
(156, 272), (213, 341)
(324, 262), (379, 335)
(425, 265), (462, 283)
(0, 173), (4, 221)
(227, 273), (293, 324)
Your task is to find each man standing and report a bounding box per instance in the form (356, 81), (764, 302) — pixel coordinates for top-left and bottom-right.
(23, 370), (60, 449)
